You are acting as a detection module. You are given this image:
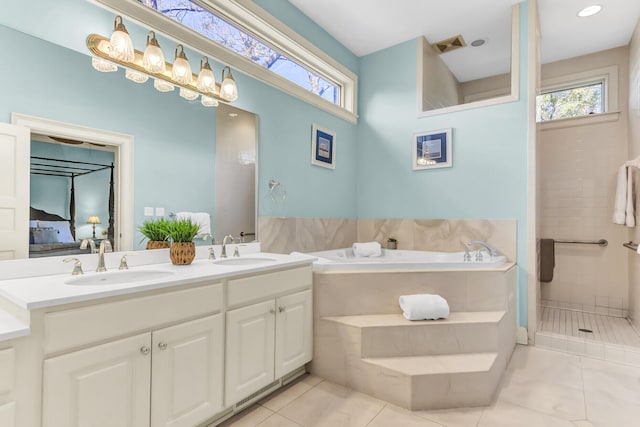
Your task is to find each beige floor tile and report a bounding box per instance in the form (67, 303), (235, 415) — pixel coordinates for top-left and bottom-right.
(583, 388), (640, 427)
(300, 374), (324, 387)
(496, 372), (586, 420)
(415, 407), (484, 427)
(277, 380), (385, 427)
(217, 404), (274, 427)
(257, 413), (302, 427)
(572, 421), (598, 427)
(367, 405), (442, 427)
(259, 382), (312, 412)
(506, 346), (583, 389)
(478, 400), (576, 427)
(580, 356), (640, 402)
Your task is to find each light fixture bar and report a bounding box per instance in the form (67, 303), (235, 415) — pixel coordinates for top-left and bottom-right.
(87, 33), (229, 102)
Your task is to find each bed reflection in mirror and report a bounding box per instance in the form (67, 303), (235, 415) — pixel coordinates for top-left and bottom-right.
(29, 138), (115, 258)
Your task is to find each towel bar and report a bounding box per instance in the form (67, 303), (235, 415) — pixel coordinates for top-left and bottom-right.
(554, 239), (608, 247)
(623, 241), (639, 251)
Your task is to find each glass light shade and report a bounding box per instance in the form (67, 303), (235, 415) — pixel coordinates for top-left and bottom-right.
(220, 72), (238, 101)
(179, 87), (199, 101)
(125, 69), (149, 84)
(91, 57), (117, 73)
(172, 45), (192, 84)
(154, 79), (175, 92)
(87, 215), (101, 225)
(143, 45), (166, 74)
(196, 57), (216, 93)
(201, 96), (219, 107)
(109, 16), (135, 62)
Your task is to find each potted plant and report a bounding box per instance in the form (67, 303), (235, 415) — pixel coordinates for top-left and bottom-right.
(168, 218), (200, 265)
(138, 218), (171, 250)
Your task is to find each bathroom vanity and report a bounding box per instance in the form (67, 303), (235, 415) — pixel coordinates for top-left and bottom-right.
(0, 247), (314, 427)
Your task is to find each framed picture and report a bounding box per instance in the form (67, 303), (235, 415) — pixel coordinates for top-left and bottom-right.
(311, 123), (336, 169)
(412, 128), (452, 170)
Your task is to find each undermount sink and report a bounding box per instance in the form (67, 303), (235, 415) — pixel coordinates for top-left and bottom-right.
(213, 257), (277, 266)
(65, 269), (175, 286)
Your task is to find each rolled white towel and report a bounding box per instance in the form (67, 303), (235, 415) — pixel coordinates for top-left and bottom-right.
(352, 241), (382, 257)
(399, 294), (450, 321)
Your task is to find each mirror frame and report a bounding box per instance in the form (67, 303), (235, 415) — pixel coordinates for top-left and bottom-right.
(11, 113), (135, 251)
(416, 4), (520, 117)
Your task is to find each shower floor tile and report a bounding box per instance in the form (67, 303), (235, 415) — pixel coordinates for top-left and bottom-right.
(538, 306), (640, 348)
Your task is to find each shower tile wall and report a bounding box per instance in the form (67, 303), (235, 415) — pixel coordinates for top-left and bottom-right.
(539, 47), (630, 315)
(259, 217), (516, 261)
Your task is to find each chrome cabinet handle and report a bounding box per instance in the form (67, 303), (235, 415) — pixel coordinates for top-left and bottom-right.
(158, 342), (168, 350)
(140, 346), (151, 355)
(278, 306), (285, 313)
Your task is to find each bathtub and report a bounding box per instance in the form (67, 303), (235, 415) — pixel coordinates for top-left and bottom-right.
(308, 248), (508, 271)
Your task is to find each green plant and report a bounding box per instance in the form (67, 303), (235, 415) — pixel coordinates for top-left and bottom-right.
(138, 218), (172, 242)
(168, 218), (200, 243)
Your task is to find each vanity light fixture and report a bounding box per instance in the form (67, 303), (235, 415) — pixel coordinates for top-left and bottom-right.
(87, 15), (240, 107)
(221, 66), (238, 102)
(577, 5), (602, 17)
(142, 31), (166, 74)
(109, 15), (135, 62)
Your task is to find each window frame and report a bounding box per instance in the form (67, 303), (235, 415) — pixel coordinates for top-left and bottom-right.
(91, 0), (359, 123)
(536, 65), (618, 124)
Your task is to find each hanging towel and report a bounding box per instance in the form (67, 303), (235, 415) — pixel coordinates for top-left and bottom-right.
(539, 238), (555, 283)
(398, 294), (450, 321)
(613, 165), (636, 227)
(352, 241), (382, 257)
(176, 212), (212, 236)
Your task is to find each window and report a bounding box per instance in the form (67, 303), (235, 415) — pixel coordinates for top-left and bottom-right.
(139, 0), (340, 105)
(536, 81), (604, 122)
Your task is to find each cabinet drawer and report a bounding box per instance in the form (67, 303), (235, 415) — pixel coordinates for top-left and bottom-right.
(44, 282), (222, 355)
(227, 266), (312, 307)
(0, 347), (14, 395)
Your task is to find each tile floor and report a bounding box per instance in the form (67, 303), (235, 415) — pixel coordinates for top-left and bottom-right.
(216, 345), (640, 427)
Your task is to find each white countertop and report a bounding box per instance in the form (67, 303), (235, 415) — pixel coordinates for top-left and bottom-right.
(0, 251), (315, 311)
(0, 309), (30, 341)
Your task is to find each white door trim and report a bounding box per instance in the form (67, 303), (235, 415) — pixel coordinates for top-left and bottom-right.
(11, 113), (134, 251)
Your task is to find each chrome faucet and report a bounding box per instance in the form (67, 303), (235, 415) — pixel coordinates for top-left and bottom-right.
(80, 238), (97, 253)
(221, 234), (234, 258)
(96, 240), (113, 272)
(466, 240), (498, 261)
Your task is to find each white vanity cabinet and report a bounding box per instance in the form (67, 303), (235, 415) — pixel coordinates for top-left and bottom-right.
(41, 282), (224, 427)
(0, 346), (16, 427)
(225, 266), (312, 405)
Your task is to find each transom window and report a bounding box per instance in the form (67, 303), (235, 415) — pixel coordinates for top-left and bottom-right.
(139, 0), (340, 104)
(536, 81), (604, 122)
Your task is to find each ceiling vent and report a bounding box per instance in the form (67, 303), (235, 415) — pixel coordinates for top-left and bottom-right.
(432, 34), (466, 54)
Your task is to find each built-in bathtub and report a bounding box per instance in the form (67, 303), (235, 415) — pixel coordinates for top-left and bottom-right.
(309, 248), (508, 271)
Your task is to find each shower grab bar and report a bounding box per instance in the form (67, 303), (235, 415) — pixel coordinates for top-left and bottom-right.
(554, 239), (608, 247)
(623, 241), (638, 251)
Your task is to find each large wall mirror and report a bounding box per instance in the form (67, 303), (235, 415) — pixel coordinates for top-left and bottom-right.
(417, 3), (520, 117)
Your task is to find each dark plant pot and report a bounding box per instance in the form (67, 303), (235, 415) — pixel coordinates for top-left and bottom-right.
(170, 242), (195, 265)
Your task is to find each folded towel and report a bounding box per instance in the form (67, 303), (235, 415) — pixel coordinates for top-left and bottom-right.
(176, 212), (212, 236)
(613, 165), (636, 227)
(539, 238), (555, 283)
(352, 241), (382, 257)
(399, 294), (449, 321)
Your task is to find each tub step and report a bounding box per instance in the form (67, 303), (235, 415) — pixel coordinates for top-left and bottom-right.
(359, 352), (500, 410)
(323, 311), (505, 357)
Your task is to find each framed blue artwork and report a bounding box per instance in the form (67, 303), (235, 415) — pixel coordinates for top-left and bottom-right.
(412, 128), (452, 170)
(311, 123), (336, 169)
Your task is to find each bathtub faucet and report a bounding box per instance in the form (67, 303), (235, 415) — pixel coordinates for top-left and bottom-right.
(466, 240), (498, 261)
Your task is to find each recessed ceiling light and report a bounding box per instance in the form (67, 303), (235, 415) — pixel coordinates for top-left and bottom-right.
(470, 39), (485, 47)
(229, 113), (238, 117)
(577, 5), (602, 17)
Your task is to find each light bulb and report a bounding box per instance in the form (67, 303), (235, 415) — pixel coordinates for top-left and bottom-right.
(143, 31), (166, 74)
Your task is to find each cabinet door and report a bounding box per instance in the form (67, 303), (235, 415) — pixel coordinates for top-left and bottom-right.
(275, 289), (313, 378)
(42, 333), (151, 427)
(151, 314), (224, 427)
(225, 300), (275, 405)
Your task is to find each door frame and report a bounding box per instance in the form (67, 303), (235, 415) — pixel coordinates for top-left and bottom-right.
(11, 113), (134, 251)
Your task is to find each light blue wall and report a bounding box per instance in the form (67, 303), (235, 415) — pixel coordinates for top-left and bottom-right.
(356, 3), (530, 326)
(30, 141), (114, 239)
